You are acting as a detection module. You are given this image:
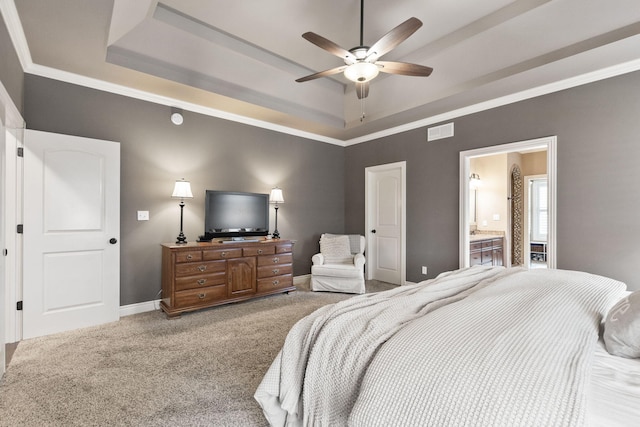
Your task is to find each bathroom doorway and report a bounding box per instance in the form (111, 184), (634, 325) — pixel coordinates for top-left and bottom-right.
(459, 137), (556, 269)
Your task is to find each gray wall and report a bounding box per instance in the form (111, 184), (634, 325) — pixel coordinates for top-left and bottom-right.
(24, 75), (345, 305)
(0, 13), (23, 115)
(346, 70), (640, 291)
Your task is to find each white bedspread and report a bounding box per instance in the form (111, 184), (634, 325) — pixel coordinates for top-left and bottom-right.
(255, 267), (627, 426)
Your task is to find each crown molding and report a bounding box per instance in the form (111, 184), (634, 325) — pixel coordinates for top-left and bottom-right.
(0, 0), (32, 70)
(344, 58), (640, 146)
(3, 0), (640, 147)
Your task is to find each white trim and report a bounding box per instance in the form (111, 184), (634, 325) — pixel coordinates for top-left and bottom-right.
(0, 80), (24, 129)
(523, 174), (548, 268)
(345, 59), (640, 147)
(0, 0), (33, 71)
(365, 161), (407, 285)
(293, 274), (310, 287)
(3, 0), (639, 146)
(459, 136), (557, 269)
(120, 300), (159, 317)
(26, 64), (345, 147)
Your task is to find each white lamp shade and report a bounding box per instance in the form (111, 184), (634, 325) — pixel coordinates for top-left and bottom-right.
(172, 179), (193, 198)
(270, 187), (284, 204)
(344, 62), (379, 82)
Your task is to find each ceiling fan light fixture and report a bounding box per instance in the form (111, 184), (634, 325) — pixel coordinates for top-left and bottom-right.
(344, 62), (379, 82)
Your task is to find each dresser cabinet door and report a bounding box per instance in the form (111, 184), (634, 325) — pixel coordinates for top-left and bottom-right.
(227, 257), (257, 297)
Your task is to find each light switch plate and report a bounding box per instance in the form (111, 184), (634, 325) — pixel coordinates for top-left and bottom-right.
(137, 211), (149, 221)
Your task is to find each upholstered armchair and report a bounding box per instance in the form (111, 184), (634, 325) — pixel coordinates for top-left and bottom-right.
(311, 234), (366, 294)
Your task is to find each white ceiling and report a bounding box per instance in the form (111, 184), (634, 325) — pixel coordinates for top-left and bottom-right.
(7, 0), (640, 144)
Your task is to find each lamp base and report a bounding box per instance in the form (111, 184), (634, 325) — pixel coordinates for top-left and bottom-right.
(176, 232), (187, 244)
(272, 230), (280, 239)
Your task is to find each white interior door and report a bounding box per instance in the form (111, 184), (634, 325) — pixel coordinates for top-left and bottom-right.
(23, 130), (120, 339)
(365, 162), (406, 285)
(0, 124), (6, 374)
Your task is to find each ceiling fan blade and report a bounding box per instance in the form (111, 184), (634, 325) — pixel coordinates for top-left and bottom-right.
(376, 61), (433, 77)
(296, 65), (348, 83)
(302, 32), (356, 62)
(366, 17), (423, 61)
(356, 82), (369, 99)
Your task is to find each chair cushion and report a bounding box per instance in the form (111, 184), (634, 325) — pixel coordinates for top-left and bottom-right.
(320, 234), (352, 264)
(323, 233), (364, 255)
(312, 264), (364, 278)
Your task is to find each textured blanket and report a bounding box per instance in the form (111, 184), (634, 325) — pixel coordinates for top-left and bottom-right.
(254, 267), (626, 427)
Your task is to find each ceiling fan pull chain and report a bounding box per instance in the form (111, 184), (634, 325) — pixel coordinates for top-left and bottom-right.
(360, 91), (366, 122)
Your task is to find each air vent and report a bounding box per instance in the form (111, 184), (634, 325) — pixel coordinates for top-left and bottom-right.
(427, 122), (454, 142)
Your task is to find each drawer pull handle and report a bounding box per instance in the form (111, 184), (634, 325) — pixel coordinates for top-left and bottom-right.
(198, 293), (206, 299)
(273, 257), (279, 263)
(273, 280), (279, 285)
(221, 251), (227, 258)
(197, 279), (207, 286)
(186, 254), (193, 260)
(198, 265), (206, 272)
(258, 249), (263, 254)
(272, 269), (279, 274)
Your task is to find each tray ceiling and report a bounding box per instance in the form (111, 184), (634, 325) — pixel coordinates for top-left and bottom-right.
(9, 0), (640, 144)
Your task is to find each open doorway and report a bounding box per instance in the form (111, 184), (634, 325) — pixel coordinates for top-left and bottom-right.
(459, 137), (556, 269)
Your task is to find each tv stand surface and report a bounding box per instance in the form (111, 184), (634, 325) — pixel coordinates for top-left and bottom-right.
(160, 239), (295, 318)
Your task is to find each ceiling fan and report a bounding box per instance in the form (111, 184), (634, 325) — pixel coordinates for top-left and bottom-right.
(295, 0), (433, 100)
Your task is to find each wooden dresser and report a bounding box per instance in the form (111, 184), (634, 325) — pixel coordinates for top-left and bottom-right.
(161, 239), (294, 318)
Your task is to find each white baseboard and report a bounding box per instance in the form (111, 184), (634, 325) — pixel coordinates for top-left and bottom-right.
(120, 300), (160, 317)
(119, 275), (311, 317)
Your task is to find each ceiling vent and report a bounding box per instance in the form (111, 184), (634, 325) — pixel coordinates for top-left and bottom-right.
(427, 122), (454, 142)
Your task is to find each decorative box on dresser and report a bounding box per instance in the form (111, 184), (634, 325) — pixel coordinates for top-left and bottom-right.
(161, 239), (294, 318)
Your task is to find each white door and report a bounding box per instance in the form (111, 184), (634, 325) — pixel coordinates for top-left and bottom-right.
(23, 130), (120, 339)
(0, 124), (6, 374)
(365, 162), (406, 285)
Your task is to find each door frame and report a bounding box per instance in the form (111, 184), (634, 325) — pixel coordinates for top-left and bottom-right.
(459, 136), (557, 269)
(1, 81), (24, 353)
(365, 161), (406, 285)
(523, 174), (548, 268)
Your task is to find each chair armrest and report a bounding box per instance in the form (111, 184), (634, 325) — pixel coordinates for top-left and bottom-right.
(312, 253), (324, 265)
(354, 253), (366, 269)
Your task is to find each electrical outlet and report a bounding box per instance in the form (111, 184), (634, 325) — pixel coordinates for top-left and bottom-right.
(421, 266), (428, 275)
(137, 210), (150, 221)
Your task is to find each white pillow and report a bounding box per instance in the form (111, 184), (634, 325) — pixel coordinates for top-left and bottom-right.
(320, 235), (352, 264)
(603, 290), (640, 358)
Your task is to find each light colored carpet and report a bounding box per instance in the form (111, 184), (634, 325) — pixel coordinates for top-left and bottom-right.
(0, 280), (395, 426)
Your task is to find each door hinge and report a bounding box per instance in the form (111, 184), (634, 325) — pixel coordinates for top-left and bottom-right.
(16, 301), (23, 311)
(17, 147), (23, 157)
(17, 224), (23, 234)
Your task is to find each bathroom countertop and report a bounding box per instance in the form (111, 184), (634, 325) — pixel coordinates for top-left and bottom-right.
(469, 234), (504, 242)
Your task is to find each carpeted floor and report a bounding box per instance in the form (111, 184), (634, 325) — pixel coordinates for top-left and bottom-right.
(0, 280), (395, 427)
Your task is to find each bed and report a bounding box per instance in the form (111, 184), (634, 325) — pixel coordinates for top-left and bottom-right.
(255, 266), (640, 426)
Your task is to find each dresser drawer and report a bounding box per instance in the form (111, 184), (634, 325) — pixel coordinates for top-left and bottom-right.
(175, 250), (202, 263)
(257, 274), (293, 293)
(275, 243), (293, 254)
(175, 260), (226, 277)
(258, 253), (293, 266)
(174, 285), (227, 308)
(202, 248), (242, 260)
(257, 263), (292, 279)
(175, 272), (226, 292)
(243, 245), (275, 257)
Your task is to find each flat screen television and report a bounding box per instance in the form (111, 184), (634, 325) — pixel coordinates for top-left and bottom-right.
(202, 190), (269, 240)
